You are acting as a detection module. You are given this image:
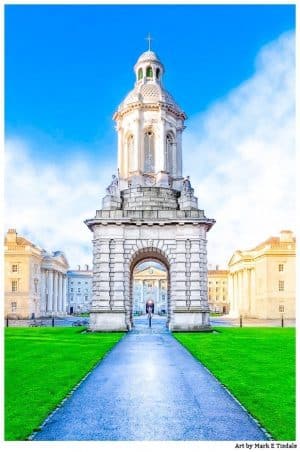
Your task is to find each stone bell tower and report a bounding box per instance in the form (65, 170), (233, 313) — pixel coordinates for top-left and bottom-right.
(85, 45), (215, 331)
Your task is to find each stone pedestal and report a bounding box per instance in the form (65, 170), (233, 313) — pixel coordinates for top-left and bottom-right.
(170, 309), (211, 332)
(85, 185), (215, 332)
(89, 310), (127, 332)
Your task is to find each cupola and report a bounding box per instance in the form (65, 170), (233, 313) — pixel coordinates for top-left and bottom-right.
(134, 50), (165, 85)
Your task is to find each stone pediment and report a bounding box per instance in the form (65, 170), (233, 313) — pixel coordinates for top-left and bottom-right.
(228, 251), (243, 266)
(133, 266), (166, 279)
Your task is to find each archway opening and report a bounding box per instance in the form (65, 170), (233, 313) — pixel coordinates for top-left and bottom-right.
(132, 260), (168, 316)
(129, 249), (171, 329)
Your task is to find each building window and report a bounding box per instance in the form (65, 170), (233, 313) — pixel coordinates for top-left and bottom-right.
(12, 280), (18, 292)
(70, 296), (73, 301)
(70, 288), (73, 292)
(127, 134), (134, 172)
(78, 288), (81, 293)
(279, 264), (284, 272)
(144, 131), (155, 172)
(85, 281), (88, 285)
(165, 133), (174, 173)
(78, 281), (81, 285)
(279, 305), (284, 313)
(85, 295), (88, 301)
(11, 302), (17, 312)
(279, 281), (285, 291)
(34, 279), (38, 294)
(146, 66), (153, 78)
(71, 281), (74, 284)
(156, 68), (160, 79)
(12, 264), (18, 272)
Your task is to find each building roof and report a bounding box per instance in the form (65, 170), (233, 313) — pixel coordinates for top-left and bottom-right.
(228, 231), (296, 267)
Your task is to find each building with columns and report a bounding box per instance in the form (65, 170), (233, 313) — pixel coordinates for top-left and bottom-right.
(85, 46), (215, 331)
(228, 230), (296, 319)
(208, 267), (229, 314)
(40, 251), (69, 317)
(133, 264), (167, 315)
(67, 265), (93, 314)
(4, 229), (69, 319)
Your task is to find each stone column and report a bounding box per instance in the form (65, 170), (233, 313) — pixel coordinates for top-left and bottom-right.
(53, 271), (58, 314)
(227, 273), (234, 315)
(40, 270), (46, 316)
(48, 270), (53, 314)
(155, 279), (159, 313)
(232, 272), (237, 316)
(176, 128), (183, 177)
(172, 239), (188, 309)
(140, 280), (144, 311)
(244, 269), (250, 316)
(63, 275), (67, 314)
(59, 273), (63, 313)
(250, 269), (256, 317)
(133, 118), (140, 172)
(158, 118), (166, 172)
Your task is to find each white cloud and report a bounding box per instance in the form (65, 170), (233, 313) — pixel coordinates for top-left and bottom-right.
(5, 31), (295, 270)
(183, 30), (295, 267)
(4, 137), (115, 268)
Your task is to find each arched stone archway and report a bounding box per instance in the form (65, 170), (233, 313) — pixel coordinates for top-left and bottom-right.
(125, 247), (172, 330)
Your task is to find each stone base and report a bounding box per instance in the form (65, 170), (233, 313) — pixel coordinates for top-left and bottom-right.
(89, 311), (128, 332)
(169, 310), (212, 332)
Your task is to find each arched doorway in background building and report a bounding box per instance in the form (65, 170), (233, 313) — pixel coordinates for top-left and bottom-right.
(128, 248), (171, 329)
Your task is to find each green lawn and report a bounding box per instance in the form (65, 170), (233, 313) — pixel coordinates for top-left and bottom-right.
(174, 327), (296, 441)
(5, 327), (124, 441)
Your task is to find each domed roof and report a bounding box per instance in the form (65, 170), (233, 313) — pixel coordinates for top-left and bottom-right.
(136, 50), (162, 64)
(119, 83), (182, 113)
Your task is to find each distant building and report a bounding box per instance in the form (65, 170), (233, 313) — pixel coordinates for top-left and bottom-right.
(67, 265), (92, 314)
(228, 230), (296, 319)
(4, 229), (69, 319)
(208, 266), (229, 314)
(133, 265), (167, 315)
(40, 251), (69, 317)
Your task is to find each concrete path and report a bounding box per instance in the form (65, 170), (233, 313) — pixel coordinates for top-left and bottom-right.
(33, 316), (269, 441)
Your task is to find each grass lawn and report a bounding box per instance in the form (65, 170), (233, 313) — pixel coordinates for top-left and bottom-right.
(173, 327), (295, 441)
(5, 327), (124, 441)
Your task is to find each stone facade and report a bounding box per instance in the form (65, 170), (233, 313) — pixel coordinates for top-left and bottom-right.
(67, 265), (93, 314)
(4, 229), (43, 319)
(208, 267), (229, 314)
(4, 229), (69, 319)
(85, 48), (215, 331)
(228, 230), (296, 319)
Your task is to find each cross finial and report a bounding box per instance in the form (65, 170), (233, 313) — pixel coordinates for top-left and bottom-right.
(145, 32), (153, 51)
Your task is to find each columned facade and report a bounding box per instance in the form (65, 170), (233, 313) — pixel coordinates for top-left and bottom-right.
(85, 47), (215, 331)
(41, 252), (69, 317)
(228, 231), (296, 319)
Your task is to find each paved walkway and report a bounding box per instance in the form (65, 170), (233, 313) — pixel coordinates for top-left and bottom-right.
(33, 316), (269, 441)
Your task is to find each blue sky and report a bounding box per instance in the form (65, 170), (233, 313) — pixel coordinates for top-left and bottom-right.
(5, 4), (295, 158)
(5, 4), (296, 268)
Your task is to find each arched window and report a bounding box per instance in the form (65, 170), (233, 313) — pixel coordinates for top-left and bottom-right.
(146, 66), (153, 78)
(156, 68), (160, 80)
(138, 68), (143, 80)
(144, 131), (155, 173)
(127, 135), (134, 172)
(165, 133), (174, 173)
